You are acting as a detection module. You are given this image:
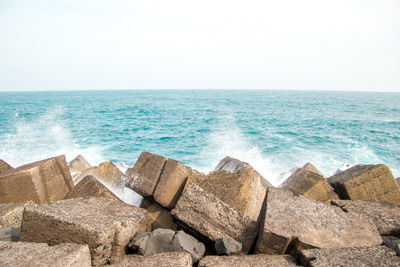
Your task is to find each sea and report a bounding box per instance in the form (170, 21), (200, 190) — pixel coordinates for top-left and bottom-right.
(1, 90), (399, 186)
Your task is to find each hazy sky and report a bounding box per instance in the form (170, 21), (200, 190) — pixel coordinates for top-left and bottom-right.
(0, 0), (399, 91)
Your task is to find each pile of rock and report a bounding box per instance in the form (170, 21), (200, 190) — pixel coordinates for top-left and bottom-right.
(0, 152), (400, 266)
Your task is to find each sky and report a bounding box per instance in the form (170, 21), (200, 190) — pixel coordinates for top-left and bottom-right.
(0, 0), (399, 91)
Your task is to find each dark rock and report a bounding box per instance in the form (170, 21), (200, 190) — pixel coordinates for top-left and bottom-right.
(215, 237), (242, 255)
(198, 254), (299, 267)
(0, 228), (20, 242)
(128, 232), (151, 254)
(109, 252), (192, 267)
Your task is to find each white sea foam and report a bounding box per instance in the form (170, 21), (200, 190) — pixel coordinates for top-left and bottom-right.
(0, 106), (105, 168)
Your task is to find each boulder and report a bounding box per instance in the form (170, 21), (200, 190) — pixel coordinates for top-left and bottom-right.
(0, 241), (91, 267)
(0, 228), (20, 242)
(331, 199), (400, 236)
(298, 246), (400, 267)
(65, 175), (121, 202)
(19, 197), (151, 266)
(153, 159), (192, 209)
(0, 160), (13, 175)
(125, 152), (167, 197)
(255, 187), (382, 255)
(68, 155), (92, 179)
(198, 255), (299, 267)
(108, 252), (192, 267)
(0, 201), (34, 228)
(328, 164), (400, 206)
(382, 236), (400, 256)
(189, 156), (269, 221)
(73, 161), (127, 187)
(0, 155), (74, 204)
(215, 237), (242, 255)
(171, 183), (259, 254)
(280, 165), (339, 202)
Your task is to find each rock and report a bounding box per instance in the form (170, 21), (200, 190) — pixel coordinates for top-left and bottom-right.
(73, 161), (127, 187)
(68, 155), (92, 179)
(0, 155), (74, 204)
(331, 199), (400, 236)
(145, 202), (177, 230)
(153, 159), (192, 209)
(302, 162), (325, 177)
(108, 252), (192, 267)
(142, 228), (176, 255)
(298, 246), (400, 267)
(382, 236), (400, 256)
(171, 183), (259, 254)
(328, 164), (400, 206)
(0, 160), (13, 175)
(126, 152), (167, 197)
(255, 187), (382, 255)
(280, 166), (339, 202)
(190, 157), (269, 221)
(128, 232), (151, 254)
(0, 241), (91, 267)
(0, 228), (20, 242)
(171, 230), (205, 262)
(215, 237), (242, 255)
(0, 201), (34, 228)
(19, 197), (151, 266)
(65, 175), (121, 201)
(72, 166), (97, 184)
(213, 156), (248, 173)
(198, 255), (299, 267)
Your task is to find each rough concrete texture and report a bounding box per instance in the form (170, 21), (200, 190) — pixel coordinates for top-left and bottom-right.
(125, 152), (167, 197)
(0, 241), (91, 267)
(0, 201), (34, 228)
(65, 175), (121, 202)
(328, 164), (400, 206)
(19, 197), (151, 266)
(331, 199), (400, 236)
(382, 236), (400, 256)
(109, 252), (192, 267)
(145, 202), (177, 231)
(73, 161), (127, 187)
(190, 159), (268, 222)
(68, 155), (92, 179)
(0, 227), (20, 242)
(302, 162), (325, 177)
(280, 167), (338, 202)
(198, 255), (299, 267)
(255, 187), (382, 255)
(153, 159), (192, 209)
(171, 183), (259, 254)
(299, 246), (400, 267)
(0, 160), (13, 175)
(215, 237), (242, 255)
(0, 155), (74, 204)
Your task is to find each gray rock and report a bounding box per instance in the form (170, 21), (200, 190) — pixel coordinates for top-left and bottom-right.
(143, 228), (176, 256)
(299, 246), (400, 267)
(382, 236), (400, 256)
(0, 228), (20, 242)
(109, 252), (192, 267)
(199, 255), (299, 267)
(215, 237), (242, 255)
(171, 230), (205, 262)
(128, 232), (151, 254)
(213, 156), (248, 173)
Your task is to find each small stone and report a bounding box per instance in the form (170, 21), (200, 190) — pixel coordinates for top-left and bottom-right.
(215, 237), (242, 255)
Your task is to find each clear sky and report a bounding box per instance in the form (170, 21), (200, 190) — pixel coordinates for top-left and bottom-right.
(0, 0), (399, 91)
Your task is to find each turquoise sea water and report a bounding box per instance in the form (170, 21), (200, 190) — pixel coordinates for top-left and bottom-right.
(0, 90), (399, 185)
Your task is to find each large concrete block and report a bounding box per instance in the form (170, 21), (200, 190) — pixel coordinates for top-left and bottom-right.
(125, 152), (167, 197)
(198, 255), (299, 267)
(280, 164), (338, 202)
(0, 155), (74, 204)
(0, 241), (91, 267)
(299, 246), (400, 267)
(171, 183), (258, 254)
(331, 199), (400, 237)
(255, 187), (382, 255)
(73, 161), (127, 187)
(109, 252), (192, 267)
(65, 175), (121, 201)
(0, 160), (13, 175)
(328, 164), (400, 205)
(20, 197), (151, 266)
(68, 155), (92, 180)
(0, 201), (34, 228)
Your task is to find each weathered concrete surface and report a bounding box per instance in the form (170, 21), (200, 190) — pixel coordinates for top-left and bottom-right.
(145, 202), (177, 231)
(109, 252), (192, 267)
(20, 197), (151, 266)
(153, 159), (192, 209)
(68, 155), (92, 180)
(255, 187), (382, 255)
(382, 236), (400, 256)
(171, 183), (259, 254)
(0, 227), (20, 242)
(328, 164), (400, 206)
(0, 201), (34, 228)
(198, 255), (299, 267)
(280, 165), (338, 202)
(190, 157), (269, 221)
(0, 241), (91, 267)
(73, 161), (127, 187)
(0, 160), (13, 175)
(0, 155), (74, 204)
(65, 175), (121, 201)
(125, 152), (167, 197)
(299, 246), (400, 267)
(213, 156), (249, 173)
(215, 237), (242, 255)
(331, 199), (400, 236)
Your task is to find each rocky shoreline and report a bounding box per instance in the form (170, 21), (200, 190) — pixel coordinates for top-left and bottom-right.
(1, 152), (400, 266)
